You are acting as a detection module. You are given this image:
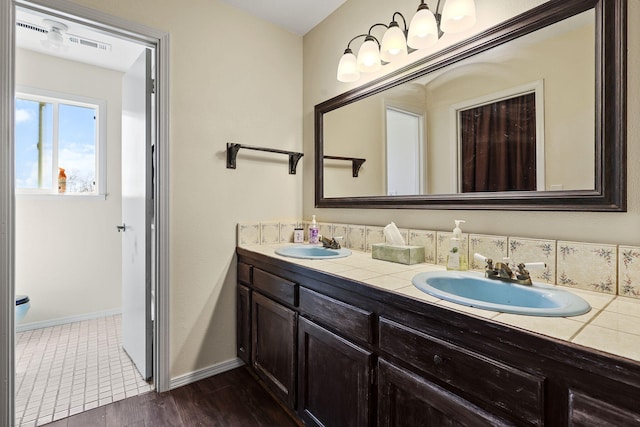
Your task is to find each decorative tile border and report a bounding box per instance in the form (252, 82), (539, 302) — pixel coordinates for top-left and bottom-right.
(333, 223), (349, 244)
(347, 224), (366, 252)
(469, 234), (508, 271)
(260, 222), (280, 245)
(508, 237), (556, 284)
(239, 220), (638, 297)
(557, 241), (617, 294)
(619, 246), (640, 299)
(318, 222), (334, 240)
(237, 222), (260, 246)
(279, 222), (297, 244)
(365, 226), (385, 253)
(408, 229), (437, 263)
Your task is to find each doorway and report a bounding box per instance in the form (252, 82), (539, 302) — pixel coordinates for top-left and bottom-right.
(1, 1), (170, 426)
(385, 106), (424, 196)
(13, 6), (153, 425)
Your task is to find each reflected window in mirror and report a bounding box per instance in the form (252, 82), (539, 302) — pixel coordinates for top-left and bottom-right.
(458, 90), (538, 193)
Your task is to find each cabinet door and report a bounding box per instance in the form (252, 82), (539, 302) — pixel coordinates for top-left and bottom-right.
(252, 292), (297, 408)
(378, 359), (514, 427)
(568, 389), (640, 426)
(237, 284), (251, 364)
(298, 317), (373, 427)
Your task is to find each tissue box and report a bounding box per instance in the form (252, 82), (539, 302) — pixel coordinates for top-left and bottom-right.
(372, 243), (425, 265)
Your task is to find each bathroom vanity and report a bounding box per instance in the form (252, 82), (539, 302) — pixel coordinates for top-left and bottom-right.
(237, 246), (640, 426)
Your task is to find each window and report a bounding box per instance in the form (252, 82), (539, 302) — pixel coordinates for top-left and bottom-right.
(451, 80), (545, 193)
(15, 88), (106, 195)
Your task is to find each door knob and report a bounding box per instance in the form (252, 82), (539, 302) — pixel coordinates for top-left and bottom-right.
(116, 224), (126, 232)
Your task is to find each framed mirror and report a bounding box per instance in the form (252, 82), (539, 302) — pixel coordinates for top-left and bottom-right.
(315, 0), (626, 211)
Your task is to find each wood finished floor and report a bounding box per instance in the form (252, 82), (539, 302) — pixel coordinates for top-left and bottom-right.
(43, 367), (300, 427)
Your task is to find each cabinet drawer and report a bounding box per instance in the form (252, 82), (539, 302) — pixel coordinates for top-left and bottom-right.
(253, 268), (298, 306)
(238, 262), (252, 285)
(299, 287), (374, 344)
(379, 317), (544, 426)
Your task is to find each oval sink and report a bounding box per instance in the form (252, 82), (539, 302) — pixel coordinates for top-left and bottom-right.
(411, 271), (591, 317)
(275, 245), (352, 260)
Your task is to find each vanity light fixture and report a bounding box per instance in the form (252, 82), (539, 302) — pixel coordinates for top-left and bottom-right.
(336, 0), (476, 82)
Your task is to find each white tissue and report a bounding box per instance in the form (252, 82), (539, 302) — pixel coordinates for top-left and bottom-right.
(383, 222), (406, 246)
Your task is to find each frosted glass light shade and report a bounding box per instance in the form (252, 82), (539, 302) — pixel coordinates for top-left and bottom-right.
(337, 51), (360, 82)
(380, 24), (407, 63)
(357, 38), (381, 73)
(407, 7), (438, 49)
(440, 0), (476, 34)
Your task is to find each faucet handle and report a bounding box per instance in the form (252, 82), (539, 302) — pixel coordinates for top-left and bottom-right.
(474, 253), (493, 270)
(474, 253), (488, 263)
(524, 262), (546, 270)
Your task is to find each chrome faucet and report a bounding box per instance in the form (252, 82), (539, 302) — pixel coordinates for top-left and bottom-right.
(321, 235), (342, 249)
(474, 253), (545, 286)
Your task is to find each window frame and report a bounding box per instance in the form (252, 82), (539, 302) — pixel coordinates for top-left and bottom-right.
(15, 86), (107, 197)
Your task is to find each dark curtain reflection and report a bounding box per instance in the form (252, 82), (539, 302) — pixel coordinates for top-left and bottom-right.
(460, 92), (537, 192)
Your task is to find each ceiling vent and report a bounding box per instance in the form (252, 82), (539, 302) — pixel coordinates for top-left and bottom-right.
(16, 20), (48, 34)
(68, 35), (111, 52)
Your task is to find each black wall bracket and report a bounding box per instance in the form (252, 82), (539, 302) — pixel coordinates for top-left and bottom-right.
(323, 155), (366, 177)
(227, 143), (304, 175)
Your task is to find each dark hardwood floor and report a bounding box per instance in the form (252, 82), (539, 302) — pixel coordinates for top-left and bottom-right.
(43, 367), (301, 427)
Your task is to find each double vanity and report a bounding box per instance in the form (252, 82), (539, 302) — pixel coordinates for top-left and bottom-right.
(237, 243), (640, 426)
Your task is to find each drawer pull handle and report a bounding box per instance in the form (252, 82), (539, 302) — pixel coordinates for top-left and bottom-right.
(433, 354), (443, 365)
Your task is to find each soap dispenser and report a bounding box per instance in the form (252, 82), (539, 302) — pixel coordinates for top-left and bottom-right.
(309, 215), (320, 244)
(447, 220), (468, 271)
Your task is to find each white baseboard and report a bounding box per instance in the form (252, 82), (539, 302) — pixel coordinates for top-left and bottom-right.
(15, 308), (122, 333)
(169, 357), (245, 390)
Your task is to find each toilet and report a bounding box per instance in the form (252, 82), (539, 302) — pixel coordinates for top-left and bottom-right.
(15, 295), (30, 323)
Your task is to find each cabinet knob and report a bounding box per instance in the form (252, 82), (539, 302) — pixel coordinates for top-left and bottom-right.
(433, 354), (443, 365)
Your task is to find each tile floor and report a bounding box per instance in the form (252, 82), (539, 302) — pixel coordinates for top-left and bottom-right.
(15, 314), (153, 427)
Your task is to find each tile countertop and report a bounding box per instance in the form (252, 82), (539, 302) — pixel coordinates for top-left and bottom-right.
(241, 243), (640, 364)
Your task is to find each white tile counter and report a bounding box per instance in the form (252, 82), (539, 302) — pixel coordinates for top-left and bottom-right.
(241, 243), (640, 363)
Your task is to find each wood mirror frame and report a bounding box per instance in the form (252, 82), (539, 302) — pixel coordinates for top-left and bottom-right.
(314, 0), (626, 211)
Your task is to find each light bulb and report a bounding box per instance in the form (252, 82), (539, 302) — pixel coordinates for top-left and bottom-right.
(337, 49), (360, 82)
(407, 6), (439, 49)
(380, 23), (407, 63)
(440, 0), (476, 34)
(357, 37), (381, 73)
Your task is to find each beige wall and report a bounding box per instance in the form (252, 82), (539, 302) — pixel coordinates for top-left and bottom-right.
(15, 48), (123, 324)
(65, 0), (303, 379)
(303, 0), (640, 247)
(324, 95), (384, 197)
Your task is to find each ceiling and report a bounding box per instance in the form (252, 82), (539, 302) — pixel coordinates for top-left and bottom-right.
(16, 0), (345, 73)
(218, 0), (347, 35)
(16, 7), (146, 72)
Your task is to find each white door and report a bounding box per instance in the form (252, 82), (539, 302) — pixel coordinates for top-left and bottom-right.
(386, 107), (424, 195)
(120, 49), (153, 380)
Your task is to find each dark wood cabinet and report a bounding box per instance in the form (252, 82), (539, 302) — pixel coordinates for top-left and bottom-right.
(567, 389), (640, 426)
(236, 284), (251, 364)
(378, 358), (514, 427)
(378, 317), (544, 426)
(237, 248), (640, 427)
(297, 317), (373, 427)
(251, 291), (297, 409)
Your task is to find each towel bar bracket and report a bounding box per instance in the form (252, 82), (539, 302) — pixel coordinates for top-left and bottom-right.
(323, 155), (366, 177)
(227, 142), (304, 175)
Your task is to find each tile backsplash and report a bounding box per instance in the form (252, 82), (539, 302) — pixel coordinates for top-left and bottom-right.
(238, 220), (640, 299)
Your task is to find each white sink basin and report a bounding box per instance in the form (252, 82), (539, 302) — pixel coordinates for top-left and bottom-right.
(412, 271), (591, 317)
(275, 245), (352, 260)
